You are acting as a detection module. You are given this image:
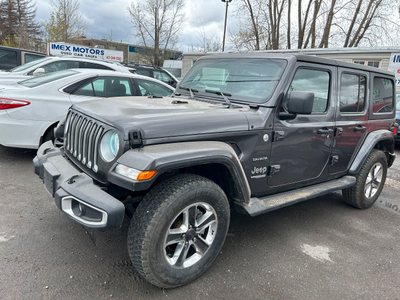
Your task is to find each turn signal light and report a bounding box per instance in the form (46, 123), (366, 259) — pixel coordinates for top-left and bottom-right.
(0, 98), (30, 110)
(137, 170), (157, 181)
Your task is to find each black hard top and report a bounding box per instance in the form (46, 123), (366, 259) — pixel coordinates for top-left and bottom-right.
(0, 45), (46, 55)
(198, 52), (395, 77)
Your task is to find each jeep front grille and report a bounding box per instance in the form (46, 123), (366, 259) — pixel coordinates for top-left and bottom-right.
(64, 111), (105, 173)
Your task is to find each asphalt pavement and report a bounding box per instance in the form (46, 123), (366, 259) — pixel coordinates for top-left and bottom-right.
(1, 145), (399, 300)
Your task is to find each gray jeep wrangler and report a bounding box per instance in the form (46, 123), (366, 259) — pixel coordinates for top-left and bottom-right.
(34, 53), (397, 288)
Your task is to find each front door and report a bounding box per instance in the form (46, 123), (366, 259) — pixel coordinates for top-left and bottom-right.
(268, 63), (336, 187)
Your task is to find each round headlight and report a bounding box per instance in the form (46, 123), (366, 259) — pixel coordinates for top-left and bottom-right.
(100, 131), (120, 162)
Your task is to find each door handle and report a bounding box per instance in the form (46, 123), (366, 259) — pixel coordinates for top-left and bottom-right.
(354, 125), (366, 132)
(317, 128), (334, 135)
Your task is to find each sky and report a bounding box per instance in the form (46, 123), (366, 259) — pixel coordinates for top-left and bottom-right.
(35, 0), (239, 52)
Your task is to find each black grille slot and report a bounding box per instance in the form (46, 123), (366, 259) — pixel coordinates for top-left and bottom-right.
(65, 111), (105, 173)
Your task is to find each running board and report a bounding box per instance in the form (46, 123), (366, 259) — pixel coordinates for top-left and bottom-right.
(237, 176), (356, 217)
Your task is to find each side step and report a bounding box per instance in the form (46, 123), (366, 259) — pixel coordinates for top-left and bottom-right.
(236, 176), (356, 217)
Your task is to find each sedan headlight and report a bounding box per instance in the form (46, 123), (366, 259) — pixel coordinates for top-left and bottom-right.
(100, 131), (120, 162)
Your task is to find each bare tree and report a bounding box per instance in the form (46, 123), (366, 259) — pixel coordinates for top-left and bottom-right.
(342, 0), (384, 47)
(266, 0), (287, 49)
(127, 0), (185, 66)
(193, 26), (221, 53)
(232, 0), (399, 50)
(44, 0), (86, 42)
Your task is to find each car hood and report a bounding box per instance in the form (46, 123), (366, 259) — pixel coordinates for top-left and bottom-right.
(73, 96), (251, 140)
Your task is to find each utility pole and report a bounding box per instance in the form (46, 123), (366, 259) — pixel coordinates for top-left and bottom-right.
(221, 0), (232, 52)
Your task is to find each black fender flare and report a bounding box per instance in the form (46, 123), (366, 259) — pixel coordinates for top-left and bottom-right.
(349, 129), (395, 175)
(108, 141), (251, 202)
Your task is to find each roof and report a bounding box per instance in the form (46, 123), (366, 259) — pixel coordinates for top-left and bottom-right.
(0, 45), (46, 55)
(183, 47), (400, 57)
(196, 52), (395, 77)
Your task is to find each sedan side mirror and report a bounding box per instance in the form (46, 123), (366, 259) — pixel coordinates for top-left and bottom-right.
(33, 68), (45, 77)
(287, 91), (314, 115)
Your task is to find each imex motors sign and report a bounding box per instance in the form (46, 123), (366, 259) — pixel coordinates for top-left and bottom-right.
(388, 53), (400, 86)
(47, 42), (123, 63)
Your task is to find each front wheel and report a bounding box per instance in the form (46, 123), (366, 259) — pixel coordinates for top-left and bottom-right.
(127, 174), (230, 288)
(343, 149), (387, 209)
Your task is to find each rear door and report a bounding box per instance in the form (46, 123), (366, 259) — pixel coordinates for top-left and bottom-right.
(329, 68), (369, 174)
(268, 63), (336, 187)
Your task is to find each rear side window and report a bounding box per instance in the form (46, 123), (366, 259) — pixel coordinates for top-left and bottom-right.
(372, 77), (393, 114)
(340, 73), (366, 113)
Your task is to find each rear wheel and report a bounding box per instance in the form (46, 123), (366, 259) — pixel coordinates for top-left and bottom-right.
(127, 174), (230, 288)
(343, 150), (387, 209)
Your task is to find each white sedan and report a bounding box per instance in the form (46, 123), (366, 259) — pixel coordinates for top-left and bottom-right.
(0, 69), (174, 149)
(0, 56), (135, 85)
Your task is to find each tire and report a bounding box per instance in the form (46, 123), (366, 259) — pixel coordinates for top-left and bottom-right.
(127, 174), (230, 288)
(42, 125), (56, 144)
(343, 149), (387, 209)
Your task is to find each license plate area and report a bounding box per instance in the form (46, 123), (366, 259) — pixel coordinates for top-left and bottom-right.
(43, 162), (61, 197)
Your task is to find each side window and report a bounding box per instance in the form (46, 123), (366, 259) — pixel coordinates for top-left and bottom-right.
(28, 61), (79, 75)
(135, 79), (172, 97)
(288, 68), (330, 113)
(73, 77), (134, 97)
(153, 70), (172, 84)
(24, 53), (44, 64)
(0, 49), (17, 69)
(372, 77), (393, 114)
(135, 69), (152, 77)
(104, 77), (133, 97)
(340, 73), (366, 113)
(80, 62), (113, 70)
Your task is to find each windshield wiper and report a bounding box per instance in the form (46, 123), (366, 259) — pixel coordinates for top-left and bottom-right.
(205, 89), (232, 108)
(179, 87), (198, 99)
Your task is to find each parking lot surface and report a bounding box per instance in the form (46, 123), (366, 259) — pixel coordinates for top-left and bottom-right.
(1, 145), (400, 300)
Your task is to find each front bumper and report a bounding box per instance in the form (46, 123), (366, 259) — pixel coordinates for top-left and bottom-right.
(34, 141), (125, 230)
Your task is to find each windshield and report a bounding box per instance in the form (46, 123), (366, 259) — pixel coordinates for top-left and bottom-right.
(19, 70), (78, 88)
(396, 93), (400, 111)
(10, 57), (52, 72)
(178, 58), (287, 104)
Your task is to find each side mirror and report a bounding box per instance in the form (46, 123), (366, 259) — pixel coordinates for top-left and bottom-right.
(287, 91), (314, 115)
(33, 68), (45, 77)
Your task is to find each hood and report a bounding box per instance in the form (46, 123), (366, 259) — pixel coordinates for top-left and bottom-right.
(73, 96), (250, 140)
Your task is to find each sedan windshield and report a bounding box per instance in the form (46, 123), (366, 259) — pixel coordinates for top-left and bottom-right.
(19, 70), (78, 88)
(179, 58), (287, 104)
